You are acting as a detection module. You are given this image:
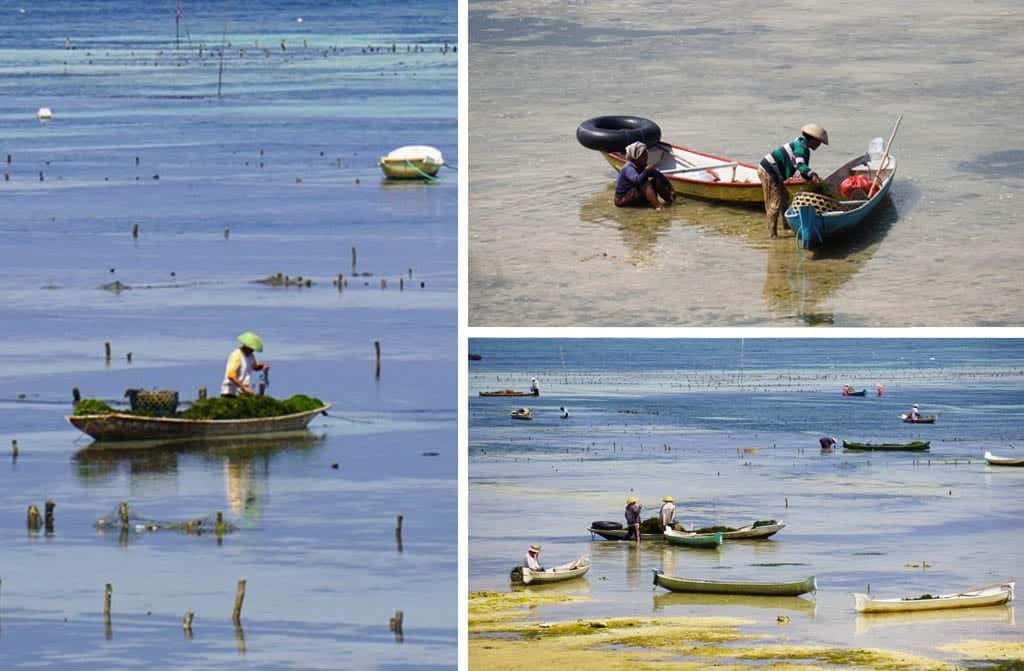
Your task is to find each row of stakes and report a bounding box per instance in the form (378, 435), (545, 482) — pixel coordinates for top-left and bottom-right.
(11, 502), (407, 641)
(78, 336), (383, 378)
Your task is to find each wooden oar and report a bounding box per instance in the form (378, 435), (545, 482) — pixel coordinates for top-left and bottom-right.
(868, 114), (902, 196)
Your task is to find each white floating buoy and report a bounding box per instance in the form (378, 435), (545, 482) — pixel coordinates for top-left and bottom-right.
(36, 107), (53, 120)
(296, 17), (303, 23)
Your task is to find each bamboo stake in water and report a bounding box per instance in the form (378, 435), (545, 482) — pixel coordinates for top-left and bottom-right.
(104, 583), (112, 618)
(868, 114), (903, 197)
(232, 579), (246, 625)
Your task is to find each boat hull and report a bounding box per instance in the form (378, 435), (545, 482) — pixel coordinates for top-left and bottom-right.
(664, 529), (723, 548)
(512, 557), (591, 585)
(589, 521), (784, 542)
(985, 451), (1024, 466)
(479, 390), (532, 397)
(653, 569), (817, 596)
(785, 153), (896, 249)
(853, 582), (1014, 613)
(902, 415), (936, 424)
(66, 404), (330, 443)
(379, 159), (442, 179)
(602, 145), (811, 204)
(843, 440), (930, 452)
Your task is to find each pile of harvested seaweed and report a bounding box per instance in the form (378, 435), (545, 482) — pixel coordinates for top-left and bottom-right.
(73, 394), (324, 419)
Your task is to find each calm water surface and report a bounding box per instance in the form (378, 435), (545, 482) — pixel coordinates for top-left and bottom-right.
(469, 339), (1023, 664)
(1, 2), (456, 669)
(469, 0), (1024, 325)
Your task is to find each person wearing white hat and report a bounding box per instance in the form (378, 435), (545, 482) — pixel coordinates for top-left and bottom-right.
(758, 123), (829, 238)
(530, 376), (540, 396)
(613, 141), (675, 210)
(659, 495), (677, 531)
(221, 332), (271, 397)
(523, 544), (543, 571)
(624, 496), (643, 543)
(909, 403), (920, 421)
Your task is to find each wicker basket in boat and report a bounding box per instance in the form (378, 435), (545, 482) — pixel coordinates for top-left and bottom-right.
(126, 389), (179, 414)
(791, 192), (839, 215)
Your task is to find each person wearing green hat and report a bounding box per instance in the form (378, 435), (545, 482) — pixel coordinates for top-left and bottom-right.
(221, 332), (271, 397)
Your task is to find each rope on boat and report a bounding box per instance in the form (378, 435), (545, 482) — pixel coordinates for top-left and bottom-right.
(403, 159), (441, 183)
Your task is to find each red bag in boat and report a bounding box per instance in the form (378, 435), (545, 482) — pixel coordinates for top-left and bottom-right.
(840, 174), (874, 198)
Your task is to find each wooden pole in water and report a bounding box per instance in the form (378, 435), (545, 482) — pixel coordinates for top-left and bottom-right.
(351, 246), (357, 272)
(104, 583), (112, 617)
(44, 500), (55, 533)
(389, 610), (404, 641)
(374, 340), (381, 379)
(126, 352), (132, 363)
(183, 610), (194, 630)
(104, 342), (111, 361)
(119, 501), (129, 530)
(232, 579), (246, 625)
(11, 440), (18, 459)
(132, 224), (139, 239)
(395, 515), (403, 552)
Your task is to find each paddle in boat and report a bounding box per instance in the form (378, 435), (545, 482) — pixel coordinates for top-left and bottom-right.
(901, 414), (936, 424)
(842, 440), (929, 452)
(510, 407), (533, 420)
(588, 520), (784, 542)
(663, 527), (723, 548)
(510, 556), (591, 585)
(378, 145), (445, 180)
(653, 569), (817, 597)
(785, 116), (901, 250)
(853, 581), (1014, 613)
(984, 451), (1024, 466)
(576, 116), (813, 205)
(67, 403), (331, 444)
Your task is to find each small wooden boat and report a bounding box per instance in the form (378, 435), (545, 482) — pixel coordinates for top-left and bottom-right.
(510, 407), (533, 420)
(66, 404), (330, 444)
(602, 142), (812, 204)
(653, 569), (817, 597)
(479, 389), (532, 397)
(510, 556), (591, 585)
(785, 152), (897, 249)
(901, 414), (936, 424)
(843, 389), (867, 396)
(843, 440), (929, 452)
(589, 520), (784, 542)
(378, 145), (444, 179)
(853, 581), (1014, 613)
(985, 451), (1024, 466)
(663, 527), (723, 548)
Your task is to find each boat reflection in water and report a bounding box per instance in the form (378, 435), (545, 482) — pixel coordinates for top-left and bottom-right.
(73, 432), (326, 523)
(854, 604), (1015, 635)
(653, 591), (818, 617)
(578, 187), (899, 324)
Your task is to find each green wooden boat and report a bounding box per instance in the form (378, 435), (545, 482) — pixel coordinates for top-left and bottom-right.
(652, 569), (817, 596)
(842, 440), (930, 452)
(663, 528), (723, 548)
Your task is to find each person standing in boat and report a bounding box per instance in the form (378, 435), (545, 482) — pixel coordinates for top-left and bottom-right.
(624, 496), (643, 543)
(530, 376), (540, 396)
(659, 495), (677, 531)
(221, 331), (270, 397)
(523, 544), (543, 570)
(614, 142), (675, 210)
(758, 124), (829, 238)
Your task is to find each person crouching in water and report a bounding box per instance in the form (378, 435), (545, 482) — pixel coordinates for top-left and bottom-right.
(614, 142), (675, 210)
(221, 331), (271, 397)
(758, 123), (829, 238)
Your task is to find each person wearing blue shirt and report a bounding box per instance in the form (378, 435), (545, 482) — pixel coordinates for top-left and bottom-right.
(614, 142), (674, 210)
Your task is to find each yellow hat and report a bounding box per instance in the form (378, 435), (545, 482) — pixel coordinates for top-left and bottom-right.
(529, 544), (541, 553)
(662, 495), (674, 502)
(626, 496), (638, 504)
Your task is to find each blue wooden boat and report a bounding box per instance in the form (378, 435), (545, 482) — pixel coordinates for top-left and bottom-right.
(785, 153), (897, 250)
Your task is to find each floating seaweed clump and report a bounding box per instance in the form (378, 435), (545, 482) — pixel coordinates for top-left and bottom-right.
(73, 399), (115, 415)
(179, 394), (324, 420)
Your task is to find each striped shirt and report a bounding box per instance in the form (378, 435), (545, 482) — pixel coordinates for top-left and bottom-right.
(762, 136), (815, 181)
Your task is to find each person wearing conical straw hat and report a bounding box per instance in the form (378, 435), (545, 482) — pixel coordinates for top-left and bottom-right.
(659, 495), (676, 531)
(908, 402), (920, 421)
(221, 332), (271, 397)
(624, 495), (643, 543)
(758, 123), (829, 238)
(523, 544), (543, 571)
